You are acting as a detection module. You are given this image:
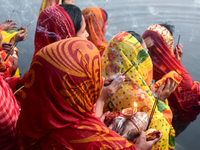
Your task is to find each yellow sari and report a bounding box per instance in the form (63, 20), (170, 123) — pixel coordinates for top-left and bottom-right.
(1, 30), (20, 77)
(102, 31), (178, 150)
(38, 0), (62, 16)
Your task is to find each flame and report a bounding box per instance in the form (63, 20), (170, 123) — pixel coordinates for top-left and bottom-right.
(133, 102), (137, 108)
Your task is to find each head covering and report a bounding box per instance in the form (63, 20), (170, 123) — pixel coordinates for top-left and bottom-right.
(102, 31), (176, 150)
(34, 5), (76, 57)
(82, 7), (107, 56)
(0, 73), (20, 150)
(17, 37), (136, 150)
(142, 24), (200, 135)
(38, 0), (62, 16)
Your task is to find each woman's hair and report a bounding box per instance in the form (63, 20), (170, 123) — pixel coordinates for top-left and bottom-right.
(127, 31), (143, 44)
(159, 23), (174, 36)
(60, 4), (82, 33)
(62, 0), (65, 3)
(103, 9), (108, 21)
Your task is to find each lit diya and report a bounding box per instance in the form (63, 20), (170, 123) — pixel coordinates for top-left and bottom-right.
(104, 102), (161, 142)
(122, 102), (137, 119)
(105, 102), (149, 141)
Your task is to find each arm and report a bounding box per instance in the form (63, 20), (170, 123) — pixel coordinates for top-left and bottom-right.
(95, 74), (125, 118)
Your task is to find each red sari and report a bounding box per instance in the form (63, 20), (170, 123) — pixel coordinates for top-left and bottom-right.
(34, 5), (76, 57)
(17, 37), (136, 150)
(82, 7), (107, 56)
(142, 24), (200, 135)
(0, 73), (20, 150)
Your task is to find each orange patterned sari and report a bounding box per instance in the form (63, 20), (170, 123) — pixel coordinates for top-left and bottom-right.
(0, 49), (14, 77)
(82, 7), (107, 56)
(17, 37), (136, 150)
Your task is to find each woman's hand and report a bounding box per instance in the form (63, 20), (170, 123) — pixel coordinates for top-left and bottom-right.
(95, 74), (125, 118)
(102, 74), (125, 100)
(0, 20), (17, 31)
(99, 111), (110, 123)
(134, 131), (162, 150)
(155, 79), (177, 102)
(2, 42), (12, 54)
(103, 73), (120, 86)
(15, 27), (28, 42)
(174, 44), (183, 63)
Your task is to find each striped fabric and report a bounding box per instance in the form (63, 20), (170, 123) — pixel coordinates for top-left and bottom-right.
(0, 73), (20, 149)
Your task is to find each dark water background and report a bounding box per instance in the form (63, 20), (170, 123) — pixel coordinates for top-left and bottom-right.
(0, 0), (200, 149)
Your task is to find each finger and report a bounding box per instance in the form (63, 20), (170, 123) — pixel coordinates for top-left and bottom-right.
(114, 75), (125, 83)
(112, 73), (120, 79)
(171, 82), (177, 92)
(11, 22), (17, 25)
(11, 25), (17, 29)
(6, 19), (13, 22)
(170, 80), (176, 87)
(175, 47), (179, 58)
(156, 84), (165, 97)
(179, 49), (183, 57)
(178, 44), (183, 49)
(165, 79), (171, 88)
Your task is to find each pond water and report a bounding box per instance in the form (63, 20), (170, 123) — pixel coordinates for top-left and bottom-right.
(0, 0), (200, 149)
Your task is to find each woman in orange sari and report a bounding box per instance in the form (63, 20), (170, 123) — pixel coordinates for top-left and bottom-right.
(82, 7), (108, 56)
(142, 24), (200, 135)
(17, 37), (160, 149)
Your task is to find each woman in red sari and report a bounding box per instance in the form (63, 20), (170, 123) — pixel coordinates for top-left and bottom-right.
(142, 24), (200, 136)
(17, 37), (161, 149)
(0, 73), (20, 150)
(82, 7), (108, 56)
(34, 4), (88, 57)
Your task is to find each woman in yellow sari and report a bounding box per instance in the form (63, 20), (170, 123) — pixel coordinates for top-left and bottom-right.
(38, 0), (75, 16)
(102, 31), (182, 150)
